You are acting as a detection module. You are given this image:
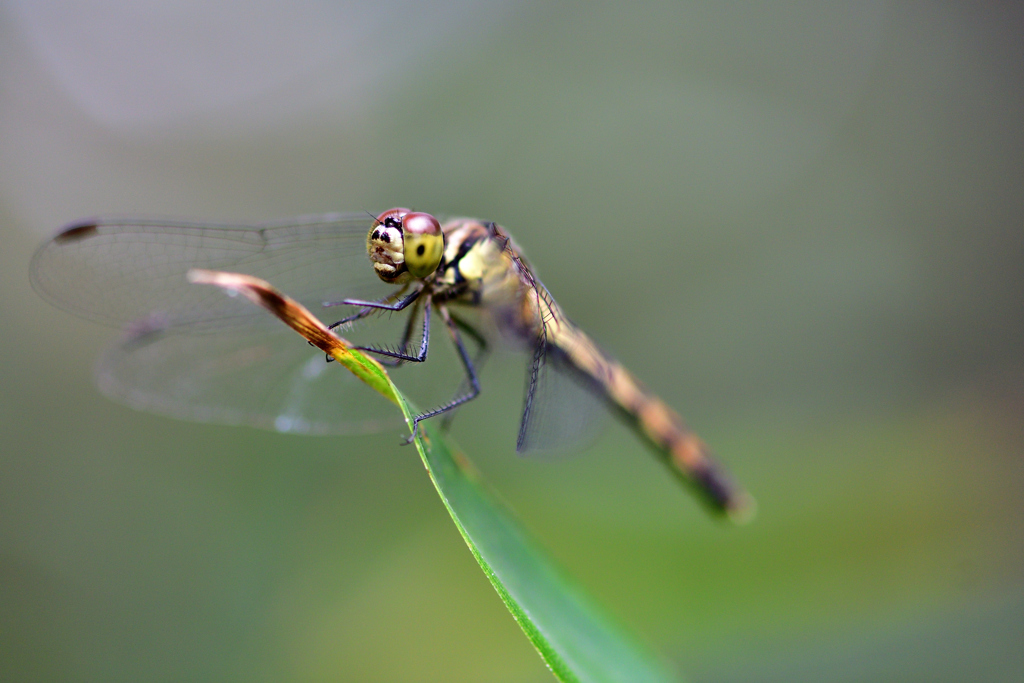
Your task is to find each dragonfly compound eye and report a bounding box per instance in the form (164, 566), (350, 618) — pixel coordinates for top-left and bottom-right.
(368, 207), (413, 283)
(401, 212), (444, 278)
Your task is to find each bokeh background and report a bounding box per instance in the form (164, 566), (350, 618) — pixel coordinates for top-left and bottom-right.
(2, 2), (1022, 681)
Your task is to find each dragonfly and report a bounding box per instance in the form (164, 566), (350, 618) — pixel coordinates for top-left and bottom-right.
(31, 208), (752, 518)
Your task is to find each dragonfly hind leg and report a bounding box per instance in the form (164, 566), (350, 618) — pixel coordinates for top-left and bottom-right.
(439, 312), (490, 432)
(406, 304), (482, 442)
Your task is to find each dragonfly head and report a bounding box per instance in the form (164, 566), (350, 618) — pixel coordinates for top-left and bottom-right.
(367, 208), (444, 284)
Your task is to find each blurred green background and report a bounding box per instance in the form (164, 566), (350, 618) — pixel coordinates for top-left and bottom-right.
(2, 2), (1022, 681)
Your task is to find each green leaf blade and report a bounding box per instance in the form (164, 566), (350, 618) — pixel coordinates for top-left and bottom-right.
(395, 392), (681, 683)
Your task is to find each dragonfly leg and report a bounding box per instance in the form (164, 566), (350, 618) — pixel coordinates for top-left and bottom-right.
(326, 305), (374, 331)
(321, 288), (422, 363)
(407, 304), (481, 441)
(439, 312), (490, 432)
(323, 282), (409, 309)
(324, 284), (412, 328)
(335, 288), (422, 312)
(326, 287), (420, 329)
(368, 296), (426, 368)
(320, 304), (381, 362)
(357, 297), (432, 364)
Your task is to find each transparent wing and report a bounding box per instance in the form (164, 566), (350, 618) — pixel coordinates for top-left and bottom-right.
(31, 213), (402, 433)
(97, 321), (402, 435)
(505, 263), (608, 454)
(30, 213), (391, 332)
(516, 341), (608, 454)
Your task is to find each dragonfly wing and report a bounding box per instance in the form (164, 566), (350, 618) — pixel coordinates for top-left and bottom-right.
(30, 213), (392, 332)
(97, 319), (403, 435)
(516, 341), (607, 454)
(32, 213), (403, 433)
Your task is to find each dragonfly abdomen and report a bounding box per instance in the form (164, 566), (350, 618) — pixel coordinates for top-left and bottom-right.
(439, 216), (751, 519)
(551, 321), (752, 519)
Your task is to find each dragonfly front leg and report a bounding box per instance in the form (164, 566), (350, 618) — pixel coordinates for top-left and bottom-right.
(320, 288), (422, 363)
(357, 297), (432, 365)
(325, 286), (419, 330)
(370, 297), (426, 368)
(325, 304), (375, 331)
(408, 304), (481, 441)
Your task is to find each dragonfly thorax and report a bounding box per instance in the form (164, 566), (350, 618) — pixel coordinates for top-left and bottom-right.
(367, 208), (444, 284)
